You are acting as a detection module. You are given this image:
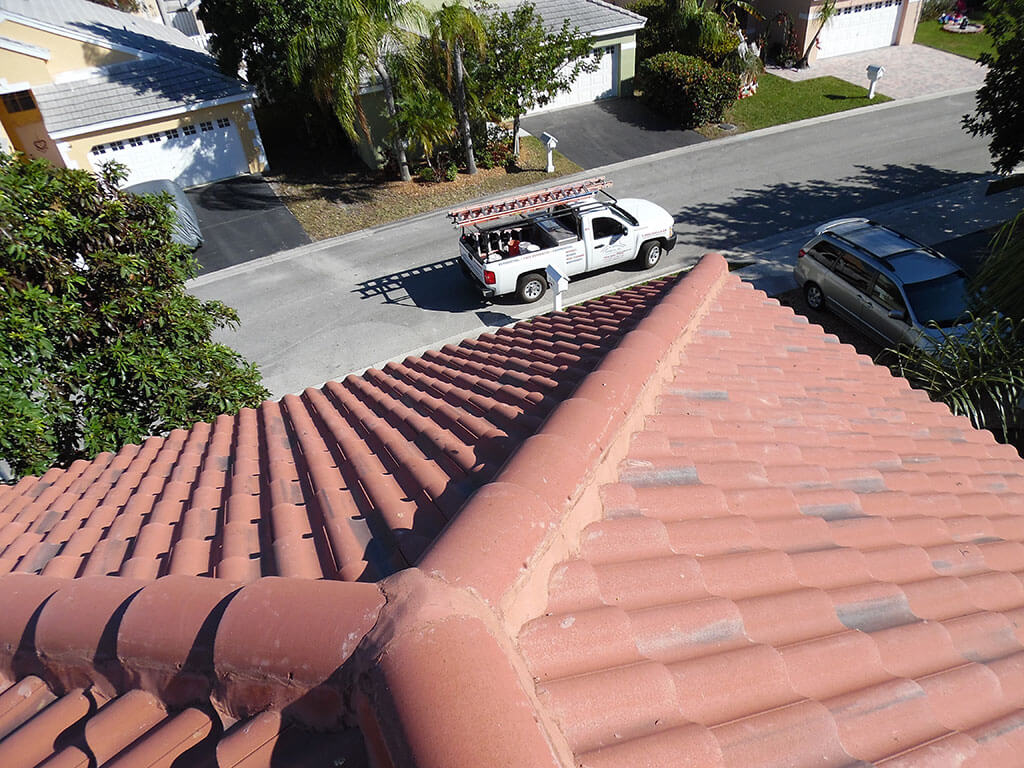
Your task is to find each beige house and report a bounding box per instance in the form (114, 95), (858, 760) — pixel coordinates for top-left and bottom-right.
(764, 0), (922, 64)
(0, 0), (266, 188)
(355, 0), (646, 169)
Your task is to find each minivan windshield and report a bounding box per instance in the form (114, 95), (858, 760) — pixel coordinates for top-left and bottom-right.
(904, 273), (970, 328)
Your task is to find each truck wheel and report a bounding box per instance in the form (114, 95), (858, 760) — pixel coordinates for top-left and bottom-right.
(638, 240), (663, 269)
(517, 273), (547, 303)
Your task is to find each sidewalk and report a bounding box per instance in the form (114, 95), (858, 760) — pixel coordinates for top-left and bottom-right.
(732, 176), (1024, 296)
(768, 44), (986, 99)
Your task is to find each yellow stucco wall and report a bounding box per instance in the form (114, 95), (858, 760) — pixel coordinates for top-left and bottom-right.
(0, 20), (136, 79)
(0, 47), (50, 86)
(62, 100), (266, 176)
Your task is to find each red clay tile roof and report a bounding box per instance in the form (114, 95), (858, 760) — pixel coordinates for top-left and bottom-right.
(2, 253), (1024, 768)
(0, 277), (673, 584)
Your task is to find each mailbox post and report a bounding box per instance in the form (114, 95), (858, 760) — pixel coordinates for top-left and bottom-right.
(540, 132), (558, 173)
(866, 65), (885, 99)
(545, 265), (568, 312)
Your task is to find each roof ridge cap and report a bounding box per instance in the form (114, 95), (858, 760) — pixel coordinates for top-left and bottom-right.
(418, 253), (731, 631)
(580, 0), (648, 23)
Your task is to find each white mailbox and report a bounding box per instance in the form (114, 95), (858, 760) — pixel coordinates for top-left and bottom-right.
(866, 65), (885, 99)
(540, 132), (558, 173)
(545, 264), (568, 311)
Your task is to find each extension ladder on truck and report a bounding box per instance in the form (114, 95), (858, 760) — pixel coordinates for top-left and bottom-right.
(447, 177), (612, 228)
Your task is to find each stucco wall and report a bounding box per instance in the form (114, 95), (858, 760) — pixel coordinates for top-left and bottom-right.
(60, 100), (266, 176)
(0, 47), (50, 86)
(0, 20), (136, 77)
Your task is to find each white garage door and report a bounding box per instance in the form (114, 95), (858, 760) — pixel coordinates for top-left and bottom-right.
(527, 46), (618, 114)
(817, 0), (902, 59)
(89, 117), (250, 188)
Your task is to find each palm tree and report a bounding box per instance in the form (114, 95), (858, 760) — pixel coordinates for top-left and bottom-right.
(428, 2), (486, 175)
(395, 86), (456, 170)
(288, 0), (425, 181)
(799, 0), (837, 67)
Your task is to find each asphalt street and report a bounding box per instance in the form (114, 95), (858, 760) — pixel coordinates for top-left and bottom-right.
(189, 90), (1019, 398)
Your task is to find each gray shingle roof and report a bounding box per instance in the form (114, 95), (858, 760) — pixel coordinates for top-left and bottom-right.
(0, 0), (214, 68)
(491, 0), (646, 36)
(33, 57), (248, 134)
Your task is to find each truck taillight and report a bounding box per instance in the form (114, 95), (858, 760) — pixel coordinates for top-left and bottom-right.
(484, 270), (496, 285)
(797, 249), (806, 259)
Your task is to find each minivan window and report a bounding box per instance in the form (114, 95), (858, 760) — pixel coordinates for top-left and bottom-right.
(904, 274), (970, 328)
(810, 241), (844, 268)
(871, 274), (906, 312)
(832, 253), (875, 293)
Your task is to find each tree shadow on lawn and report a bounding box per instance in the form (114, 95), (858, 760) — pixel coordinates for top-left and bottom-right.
(671, 163), (984, 250)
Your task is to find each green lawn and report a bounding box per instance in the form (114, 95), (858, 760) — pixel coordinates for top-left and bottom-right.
(914, 12), (994, 60)
(713, 73), (892, 135)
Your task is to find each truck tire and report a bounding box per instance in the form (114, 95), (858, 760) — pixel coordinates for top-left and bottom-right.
(517, 272), (547, 303)
(638, 240), (663, 269)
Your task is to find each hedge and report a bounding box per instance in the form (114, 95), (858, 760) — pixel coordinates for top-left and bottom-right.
(638, 52), (739, 128)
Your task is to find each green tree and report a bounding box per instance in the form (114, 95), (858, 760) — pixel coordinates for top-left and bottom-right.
(962, 0), (1024, 175)
(477, 3), (596, 160)
(288, 0), (426, 182)
(200, 0), (308, 103)
(429, 2), (487, 175)
(0, 154), (268, 478)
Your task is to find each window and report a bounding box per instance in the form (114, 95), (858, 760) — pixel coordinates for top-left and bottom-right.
(147, 133), (161, 143)
(592, 217), (625, 239)
(110, 140), (124, 150)
(91, 144), (107, 155)
(216, 117), (231, 128)
(809, 241), (844, 269)
(200, 121), (213, 132)
(183, 124), (197, 135)
(128, 135), (145, 147)
(165, 128), (180, 140)
(2, 90), (36, 113)
(870, 274), (906, 311)
(832, 253), (875, 293)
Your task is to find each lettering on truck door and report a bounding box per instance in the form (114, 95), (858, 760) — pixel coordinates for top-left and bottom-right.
(585, 213), (635, 268)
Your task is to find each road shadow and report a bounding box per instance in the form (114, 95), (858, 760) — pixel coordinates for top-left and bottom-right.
(354, 258), (487, 313)
(672, 163), (984, 250)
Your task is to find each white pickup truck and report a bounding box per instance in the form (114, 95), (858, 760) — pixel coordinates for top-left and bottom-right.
(450, 177), (677, 303)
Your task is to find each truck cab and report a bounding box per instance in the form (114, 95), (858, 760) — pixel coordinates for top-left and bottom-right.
(452, 177), (677, 303)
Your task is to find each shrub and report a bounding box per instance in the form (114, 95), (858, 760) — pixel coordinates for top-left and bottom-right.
(444, 163), (458, 181)
(920, 0), (951, 19)
(638, 52), (739, 128)
(888, 313), (1024, 444)
(417, 165), (437, 182)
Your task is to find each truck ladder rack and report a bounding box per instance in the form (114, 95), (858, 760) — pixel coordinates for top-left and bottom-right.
(448, 177), (611, 228)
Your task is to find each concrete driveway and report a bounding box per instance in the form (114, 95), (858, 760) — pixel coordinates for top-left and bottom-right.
(187, 175), (310, 275)
(519, 98), (706, 170)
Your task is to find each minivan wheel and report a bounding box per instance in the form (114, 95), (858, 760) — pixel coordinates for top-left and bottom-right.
(638, 240), (662, 269)
(517, 272), (547, 303)
(804, 282), (825, 311)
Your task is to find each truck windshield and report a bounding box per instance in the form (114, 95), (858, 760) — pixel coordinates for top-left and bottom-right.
(610, 204), (638, 226)
(904, 273), (970, 328)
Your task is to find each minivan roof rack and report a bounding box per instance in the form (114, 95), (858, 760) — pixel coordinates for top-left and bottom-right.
(448, 177), (611, 228)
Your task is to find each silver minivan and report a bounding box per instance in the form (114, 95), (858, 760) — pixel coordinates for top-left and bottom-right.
(794, 218), (971, 350)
